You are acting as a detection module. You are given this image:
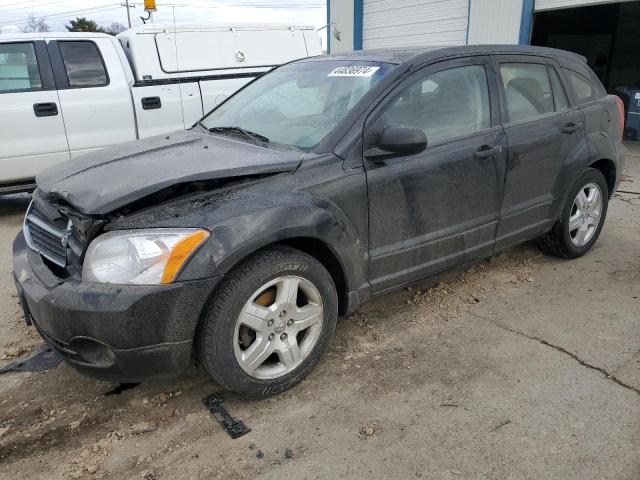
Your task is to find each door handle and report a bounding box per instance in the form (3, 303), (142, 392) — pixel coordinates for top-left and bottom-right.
(473, 145), (502, 159)
(141, 96), (161, 110)
(33, 102), (58, 117)
(562, 122), (582, 134)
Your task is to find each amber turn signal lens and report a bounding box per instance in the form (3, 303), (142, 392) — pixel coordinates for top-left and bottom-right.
(161, 229), (209, 283)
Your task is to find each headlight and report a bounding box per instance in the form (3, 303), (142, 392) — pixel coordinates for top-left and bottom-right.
(82, 229), (209, 285)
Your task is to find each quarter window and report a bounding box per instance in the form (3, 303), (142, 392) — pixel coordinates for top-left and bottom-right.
(0, 42), (42, 93)
(59, 41), (108, 88)
(564, 69), (594, 103)
(549, 67), (569, 111)
(500, 63), (555, 123)
(378, 64), (491, 145)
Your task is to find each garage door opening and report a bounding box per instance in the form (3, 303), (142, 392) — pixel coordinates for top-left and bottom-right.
(531, 2), (640, 92)
(531, 2), (640, 139)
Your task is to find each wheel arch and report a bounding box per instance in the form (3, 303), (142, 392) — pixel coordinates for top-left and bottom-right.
(198, 207), (365, 315)
(181, 194), (367, 324)
(276, 237), (350, 316)
(219, 235), (356, 317)
(588, 158), (616, 198)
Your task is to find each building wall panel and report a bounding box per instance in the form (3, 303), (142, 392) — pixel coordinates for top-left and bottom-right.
(362, 0), (469, 49)
(468, 0), (523, 44)
(329, 0), (355, 52)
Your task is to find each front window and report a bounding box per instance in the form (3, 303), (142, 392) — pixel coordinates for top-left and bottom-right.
(377, 64), (491, 145)
(199, 60), (393, 150)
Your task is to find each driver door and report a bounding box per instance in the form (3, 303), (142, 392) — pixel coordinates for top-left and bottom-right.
(363, 56), (506, 293)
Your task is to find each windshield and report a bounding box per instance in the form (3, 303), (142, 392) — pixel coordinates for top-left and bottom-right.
(199, 60), (393, 150)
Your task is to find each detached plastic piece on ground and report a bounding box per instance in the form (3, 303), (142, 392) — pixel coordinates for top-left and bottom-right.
(202, 393), (251, 439)
(0, 346), (61, 374)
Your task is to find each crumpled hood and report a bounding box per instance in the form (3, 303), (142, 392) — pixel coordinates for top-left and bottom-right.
(36, 130), (303, 215)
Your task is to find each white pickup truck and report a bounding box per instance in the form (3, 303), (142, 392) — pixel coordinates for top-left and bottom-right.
(0, 24), (322, 193)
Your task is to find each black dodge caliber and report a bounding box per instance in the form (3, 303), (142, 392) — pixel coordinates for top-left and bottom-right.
(13, 45), (626, 397)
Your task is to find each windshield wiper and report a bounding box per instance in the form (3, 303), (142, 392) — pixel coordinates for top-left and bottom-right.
(203, 125), (270, 146)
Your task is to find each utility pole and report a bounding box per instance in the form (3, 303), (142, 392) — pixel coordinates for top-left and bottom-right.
(120, 0), (135, 29)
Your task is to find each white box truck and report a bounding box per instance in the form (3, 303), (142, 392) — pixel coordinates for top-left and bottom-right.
(0, 24), (322, 193)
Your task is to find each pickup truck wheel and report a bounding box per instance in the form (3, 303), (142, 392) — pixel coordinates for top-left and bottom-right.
(539, 168), (609, 258)
(197, 246), (337, 398)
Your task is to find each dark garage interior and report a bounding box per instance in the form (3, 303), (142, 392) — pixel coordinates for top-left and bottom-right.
(531, 1), (640, 139)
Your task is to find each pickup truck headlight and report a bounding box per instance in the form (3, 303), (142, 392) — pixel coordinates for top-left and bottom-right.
(82, 229), (209, 285)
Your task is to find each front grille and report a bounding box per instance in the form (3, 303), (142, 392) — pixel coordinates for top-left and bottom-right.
(24, 202), (70, 267)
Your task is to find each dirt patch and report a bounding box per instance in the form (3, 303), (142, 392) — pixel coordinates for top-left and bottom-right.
(2, 156), (640, 479)
(336, 245), (542, 362)
(0, 297), (42, 361)
(0, 242), (546, 479)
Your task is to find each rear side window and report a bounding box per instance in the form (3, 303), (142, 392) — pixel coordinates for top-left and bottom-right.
(563, 69), (594, 103)
(378, 64), (491, 145)
(0, 42), (42, 93)
(500, 63), (555, 123)
(549, 67), (569, 111)
(58, 41), (108, 88)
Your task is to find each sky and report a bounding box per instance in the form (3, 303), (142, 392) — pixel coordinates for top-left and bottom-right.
(0, 0), (327, 47)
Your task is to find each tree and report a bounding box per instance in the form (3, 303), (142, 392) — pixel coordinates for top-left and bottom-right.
(105, 22), (126, 36)
(66, 17), (105, 33)
(22, 14), (50, 33)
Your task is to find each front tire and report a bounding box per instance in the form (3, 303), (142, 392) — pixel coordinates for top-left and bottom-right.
(197, 246), (338, 398)
(539, 168), (609, 258)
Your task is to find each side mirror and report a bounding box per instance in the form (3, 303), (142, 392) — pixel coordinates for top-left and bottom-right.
(365, 124), (427, 161)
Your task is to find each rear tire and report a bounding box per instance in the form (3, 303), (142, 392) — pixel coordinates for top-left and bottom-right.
(197, 246), (337, 398)
(539, 168), (608, 258)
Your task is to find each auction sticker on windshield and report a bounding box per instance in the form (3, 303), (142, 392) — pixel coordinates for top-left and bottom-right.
(328, 66), (380, 77)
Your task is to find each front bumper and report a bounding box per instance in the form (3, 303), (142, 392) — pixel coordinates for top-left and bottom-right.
(12, 232), (220, 383)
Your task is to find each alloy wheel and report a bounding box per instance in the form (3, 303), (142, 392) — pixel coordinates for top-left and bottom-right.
(233, 275), (324, 380)
(569, 182), (603, 247)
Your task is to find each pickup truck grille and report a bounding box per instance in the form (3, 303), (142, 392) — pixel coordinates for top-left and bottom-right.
(23, 202), (70, 267)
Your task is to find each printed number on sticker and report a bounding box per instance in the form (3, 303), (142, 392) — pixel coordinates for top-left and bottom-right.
(328, 66), (380, 77)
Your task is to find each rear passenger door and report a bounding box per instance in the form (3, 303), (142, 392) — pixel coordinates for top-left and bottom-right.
(493, 55), (585, 250)
(47, 38), (136, 158)
(0, 40), (69, 185)
(132, 81), (203, 139)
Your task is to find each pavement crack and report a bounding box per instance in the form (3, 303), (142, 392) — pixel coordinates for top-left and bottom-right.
(487, 319), (640, 397)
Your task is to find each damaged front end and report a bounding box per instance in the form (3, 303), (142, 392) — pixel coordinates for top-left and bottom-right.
(25, 171), (282, 281)
(13, 187), (224, 382)
(12, 129), (307, 382)
(24, 189), (106, 278)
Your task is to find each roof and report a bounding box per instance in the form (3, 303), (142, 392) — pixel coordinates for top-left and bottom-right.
(0, 32), (112, 40)
(0, 24), (316, 41)
(315, 44), (587, 66)
(120, 24), (317, 35)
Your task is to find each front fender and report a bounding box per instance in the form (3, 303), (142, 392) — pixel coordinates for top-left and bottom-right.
(174, 190), (368, 305)
(103, 158), (369, 307)
(212, 203), (363, 290)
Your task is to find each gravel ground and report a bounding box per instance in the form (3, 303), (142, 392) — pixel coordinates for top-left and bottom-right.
(0, 147), (638, 480)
